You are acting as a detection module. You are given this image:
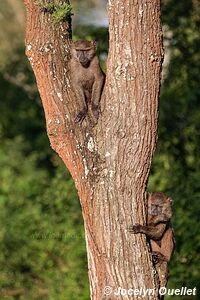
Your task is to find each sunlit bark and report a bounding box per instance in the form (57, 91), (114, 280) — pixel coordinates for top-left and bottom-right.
(24, 0), (163, 299)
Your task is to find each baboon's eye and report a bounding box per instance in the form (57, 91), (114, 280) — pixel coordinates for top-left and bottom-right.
(149, 204), (163, 216)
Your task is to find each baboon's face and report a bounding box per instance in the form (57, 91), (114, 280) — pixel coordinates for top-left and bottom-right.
(71, 40), (96, 67)
(148, 193), (173, 222)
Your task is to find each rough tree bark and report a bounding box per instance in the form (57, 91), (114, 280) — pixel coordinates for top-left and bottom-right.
(24, 0), (164, 299)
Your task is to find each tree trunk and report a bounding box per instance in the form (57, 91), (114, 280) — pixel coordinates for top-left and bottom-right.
(23, 0), (163, 299)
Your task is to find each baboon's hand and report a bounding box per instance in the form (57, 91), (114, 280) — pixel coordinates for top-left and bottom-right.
(128, 224), (142, 234)
(75, 110), (87, 123)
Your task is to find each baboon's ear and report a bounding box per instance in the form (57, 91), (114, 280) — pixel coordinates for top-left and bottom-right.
(70, 40), (75, 47)
(68, 40), (72, 49)
(92, 40), (97, 50)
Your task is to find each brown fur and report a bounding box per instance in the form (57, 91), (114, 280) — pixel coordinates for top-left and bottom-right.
(129, 192), (175, 289)
(70, 40), (105, 123)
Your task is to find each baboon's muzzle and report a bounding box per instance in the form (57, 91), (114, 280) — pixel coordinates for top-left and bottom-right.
(78, 51), (90, 67)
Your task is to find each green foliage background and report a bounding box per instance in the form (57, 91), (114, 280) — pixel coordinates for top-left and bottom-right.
(0, 0), (199, 299)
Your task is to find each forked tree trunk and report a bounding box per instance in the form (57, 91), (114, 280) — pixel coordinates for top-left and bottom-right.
(24, 0), (163, 299)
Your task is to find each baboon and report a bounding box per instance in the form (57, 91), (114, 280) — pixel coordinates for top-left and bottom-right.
(129, 192), (175, 289)
(70, 40), (105, 123)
